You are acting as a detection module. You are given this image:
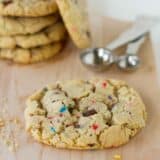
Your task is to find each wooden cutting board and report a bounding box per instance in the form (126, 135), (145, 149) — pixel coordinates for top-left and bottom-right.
(0, 17), (160, 160)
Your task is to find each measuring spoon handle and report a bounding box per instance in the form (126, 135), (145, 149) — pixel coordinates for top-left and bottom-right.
(107, 16), (158, 50)
(126, 34), (147, 55)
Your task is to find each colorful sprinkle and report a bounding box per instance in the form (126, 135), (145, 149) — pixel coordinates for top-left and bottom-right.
(71, 26), (77, 32)
(59, 105), (68, 113)
(92, 124), (99, 130)
(91, 100), (96, 104)
(59, 113), (63, 117)
(50, 127), (56, 132)
(102, 81), (107, 88)
(108, 95), (112, 100)
(48, 116), (54, 119)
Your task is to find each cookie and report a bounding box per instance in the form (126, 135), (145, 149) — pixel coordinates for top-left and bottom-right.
(0, 42), (63, 64)
(0, 0), (58, 17)
(0, 14), (59, 36)
(56, 0), (91, 48)
(24, 79), (147, 149)
(0, 22), (67, 49)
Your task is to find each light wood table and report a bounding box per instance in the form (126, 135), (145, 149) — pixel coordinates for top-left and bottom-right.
(0, 17), (160, 160)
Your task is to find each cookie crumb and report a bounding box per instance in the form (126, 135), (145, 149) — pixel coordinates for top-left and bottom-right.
(0, 118), (5, 127)
(113, 154), (122, 160)
(0, 117), (21, 152)
(10, 117), (20, 125)
(4, 139), (19, 152)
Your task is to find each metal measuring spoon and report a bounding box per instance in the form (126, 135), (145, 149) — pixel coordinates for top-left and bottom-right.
(116, 35), (146, 71)
(80, 34), (145, 72)
(80, 16), (157, 72)
(80, 48), (115, 71)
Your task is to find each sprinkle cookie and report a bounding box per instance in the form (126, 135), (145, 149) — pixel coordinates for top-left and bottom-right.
(0, 14), (59, 36)
(0, 22), (67, 49)
(0, 0), (58, 17)
(56, 0), (91, 48)
(0, 42), (63, 64)
(25, 79), (147, 149)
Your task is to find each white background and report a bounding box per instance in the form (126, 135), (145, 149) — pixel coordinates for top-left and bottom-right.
(88, 0), (160, 20)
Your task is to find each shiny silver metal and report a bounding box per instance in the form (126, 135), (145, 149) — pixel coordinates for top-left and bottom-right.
(116, 35), (146, 71)
(116, 54), (141, 71)
(80, 34), (146, 72)
(80, 48), (115, 71)
(80, 16), (157, 72)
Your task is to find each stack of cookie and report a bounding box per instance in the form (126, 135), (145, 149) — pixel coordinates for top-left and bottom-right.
(0, 0), (67, 64)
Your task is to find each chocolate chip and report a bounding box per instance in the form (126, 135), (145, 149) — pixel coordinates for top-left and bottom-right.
(82, 109), (97, 117)
(86, 31), (91, 38)
(63, 91), (68, 97)
(54, 91), (60, 94)
(43, 87), (48, 92)
(127, 111), (132, 115)
(74, 123), (80, 128)
(2, 0), (12, 6)
(108, 104), (115, 110)
(73, 98), (78, 101)
(106, 122), (111, 126)
(108, 95), (112, 100)
(66, 124), (73, 127)
(68, 107), (73, 114)
(71, 0), (78, 4)
(92, 86), (96, 92)
(88, 144), (95, 147)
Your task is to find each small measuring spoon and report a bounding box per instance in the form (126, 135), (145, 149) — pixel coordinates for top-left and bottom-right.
(80, 16), (157, 72)
(116, 34), (146, 71)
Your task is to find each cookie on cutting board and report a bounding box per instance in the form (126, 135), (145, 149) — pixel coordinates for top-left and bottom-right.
(25, 79), (147, 149)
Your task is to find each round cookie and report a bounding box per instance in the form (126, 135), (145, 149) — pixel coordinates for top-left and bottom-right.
(0, 42), (63, 64)
(0, 0), (58, 17)
(56, 0), (91, 49)
(0, 14), (59, 36)
(0, 22), (67, 49)
(24, 79), (147, 149)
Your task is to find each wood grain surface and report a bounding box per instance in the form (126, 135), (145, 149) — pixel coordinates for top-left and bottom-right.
(0, 17), (160, 160)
